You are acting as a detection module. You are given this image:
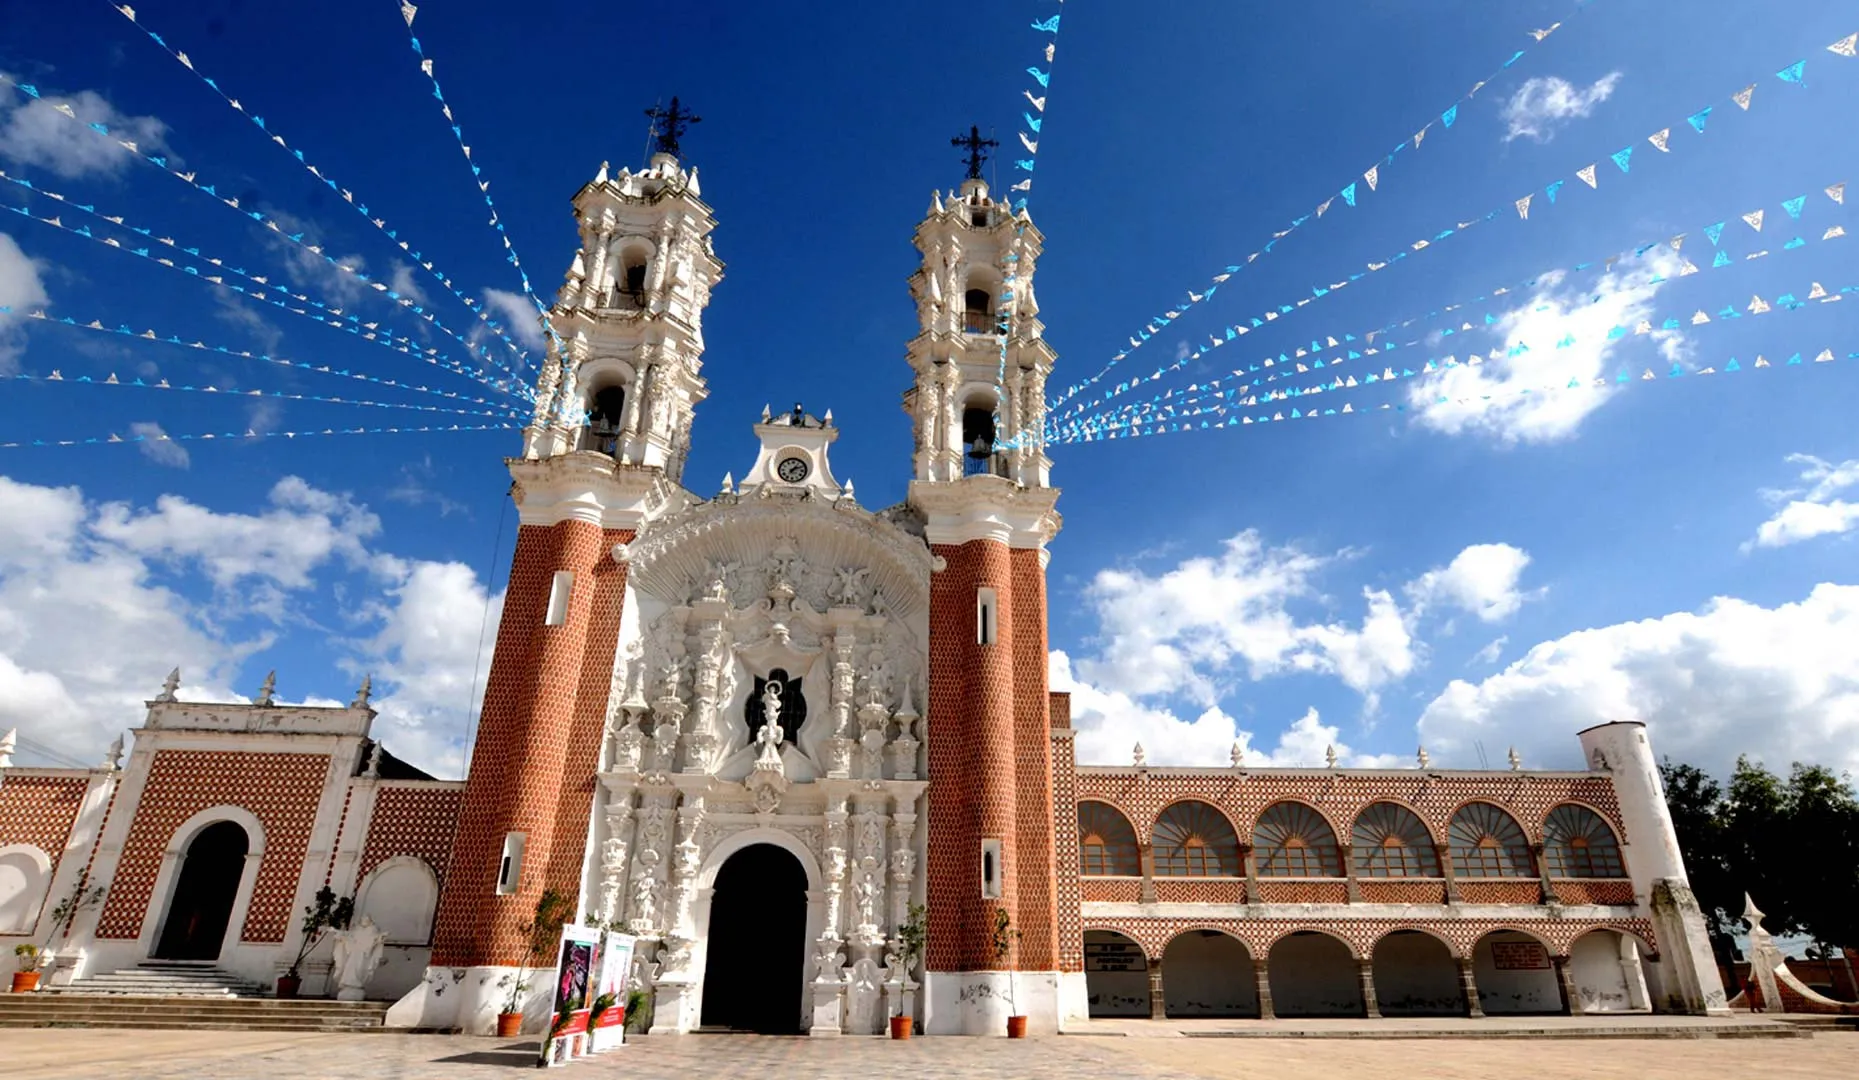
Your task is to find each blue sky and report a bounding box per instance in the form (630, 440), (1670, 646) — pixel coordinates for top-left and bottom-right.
(1, 0), (1856, 781)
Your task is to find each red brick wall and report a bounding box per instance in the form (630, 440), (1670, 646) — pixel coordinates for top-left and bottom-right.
(1082, 915), (1657, 963)
(1049, 695), (1084, 974)
(1010, 548), (1056, 971)
(95, 750), (329, 943)
(358, 785), (464, 890)
(431, 521), (632, 967)
(925, 539), (1019, 972)
(0, 773), (87, 885)
(1550, 879), (1635, 906)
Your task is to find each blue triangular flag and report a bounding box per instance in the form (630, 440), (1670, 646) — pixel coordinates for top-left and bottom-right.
(1782, 195), (1806, 219)
(1776, 60), (1805, 85)
(1688, 107), (1712, 133)
(1442, 104), (1459, 128)
(1705, 221), (1726, 246)
(1611, 146), (1633, 173)
(1713, 250), (1731, 268)
(1340, 182), (1357, 207)
(1545, 179), (1565, 203)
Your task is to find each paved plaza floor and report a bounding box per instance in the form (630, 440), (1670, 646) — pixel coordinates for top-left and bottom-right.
(0, 1025), (1849, 1080)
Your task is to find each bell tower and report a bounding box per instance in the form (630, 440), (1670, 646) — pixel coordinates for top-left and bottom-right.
(906, 135), (1065, 1035)
(425, 105), (722, 1031)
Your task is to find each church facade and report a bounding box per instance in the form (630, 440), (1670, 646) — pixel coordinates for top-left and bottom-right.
(0, 144), (1729, 1034)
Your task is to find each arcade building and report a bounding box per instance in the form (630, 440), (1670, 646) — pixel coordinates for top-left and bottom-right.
(0, 130), (1729, 1034)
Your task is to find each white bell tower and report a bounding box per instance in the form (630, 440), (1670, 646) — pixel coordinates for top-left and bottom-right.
(523, 101), (723, 486)
(902, 168), (1056, 488)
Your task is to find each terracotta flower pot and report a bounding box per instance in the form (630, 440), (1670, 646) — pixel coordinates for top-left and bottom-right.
(496, 1011), (525, 1038)
(11, 971), (40, 993)
(889, 1015), (913, 1040)
(1006, 1015), (1027, 1039)
(275, 974), (301, 999)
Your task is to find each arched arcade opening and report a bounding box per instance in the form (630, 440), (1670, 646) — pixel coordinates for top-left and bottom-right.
(1083, 929), (1150, 1018)
(1268, 931), (1363, 1017)
(1372, 930), (1465, 1016)
(1162, 930), (1259, 1018)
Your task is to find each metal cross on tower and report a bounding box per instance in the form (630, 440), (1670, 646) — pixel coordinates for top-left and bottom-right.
(645, 97), (702, 157)
(951, 125), (999, 181)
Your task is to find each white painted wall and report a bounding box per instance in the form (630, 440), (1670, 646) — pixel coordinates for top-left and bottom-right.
(1162, 931), (1257, 1017)
(1267, 933), (1362, 1017)
(1082, 931), (1149, 1017)
(1473, 932), (1561, 1014)
(1372, 931), (1463, 1016)
(1571, 931), (1649, 1012)
(0, 845), (51, 934)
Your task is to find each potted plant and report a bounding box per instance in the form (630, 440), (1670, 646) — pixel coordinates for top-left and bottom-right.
(622, 988), (652, 1034)
(889, 901), (928, 1039)
(497, 888), (570, 1038)
(991, 908), (1025, 1038)
(12, 944), (41, 993)
(279, 886), (352, 999)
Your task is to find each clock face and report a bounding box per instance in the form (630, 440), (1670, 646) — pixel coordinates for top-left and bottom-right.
(776, 456), (811, 483)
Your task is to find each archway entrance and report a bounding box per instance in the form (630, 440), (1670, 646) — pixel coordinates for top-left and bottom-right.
(153, 821), (249, 961)
(1162, 930), (1258, 1017)
(699, 844), (807, 1034)
(1373, 930), (1464, 1016)
(1083, 929), (1150, 1017)
(1268, 931), (1363, 1017)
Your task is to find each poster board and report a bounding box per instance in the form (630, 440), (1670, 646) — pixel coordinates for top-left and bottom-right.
(589, 932), (636, 1053)
(538, 924), (601, 1068)
(1491, 941), (1551, 970)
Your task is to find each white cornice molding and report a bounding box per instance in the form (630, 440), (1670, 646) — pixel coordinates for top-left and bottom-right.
(908, 478), (1061, 549)
(507, 452), (675, 531)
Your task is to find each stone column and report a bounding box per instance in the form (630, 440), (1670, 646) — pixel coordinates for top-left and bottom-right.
(1254, 963), (1275, 1020)
(1341, 844), (1362, 903)
(683, 599), (728, 773)
(598, 787), (637, 925)
(1357, 959), (1381, 1018)
(1139, 843), (1157, 903)
(1534, 843), (1558, 904)
(1148, 957), (1167, 1021)
(1439, 845), (1461, 903)
(1242, 845), (1260, 905)
(584, 223), (613, 307)
(1553, 956), (1581, 1016)
(666, 794), (705, 937)
(1457, 957), (1485, 1018)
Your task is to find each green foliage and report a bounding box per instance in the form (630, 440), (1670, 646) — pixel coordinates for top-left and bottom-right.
(287, 886), (354, 978)
(623, 988), (652, 1032)
(892, 901), (929, 1017)
(1661, 756), (1859, 952)
(45, 875), (106, 940)
(989, 907), (1021, 1016)
(502, 888), (572, 1014)
(14, 943), (38, 972)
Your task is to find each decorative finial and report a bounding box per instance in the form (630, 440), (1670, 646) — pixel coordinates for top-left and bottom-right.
(643, 97), (701, 158)
(822, 408), (833, 427)
(1508, 746), (1522, 771)
(931, 190), (944, 215)
(951, 125), (1000, 181)
(594, 160), (609, 184)
(840, 477), (854, 500)
(1230, 741), (1245, 768)
(1132, 742), (1146, 767)
(1325, 744), (1338, 769)
(720, 472), (735, 496)
(102, 734), (124, 770)
(363, 741), (384, 779)
(1417, 745), (1430, 769)
(760, 403), (771, 423)
(0, 728), (15, 770)
(156, 667), (180, 703)
(351, 675), (373, 710)
(256, 670), (277, 707)
(1743, 892), (1765, 928)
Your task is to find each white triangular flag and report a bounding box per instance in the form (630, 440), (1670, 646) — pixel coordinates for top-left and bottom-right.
(1677, 260), (1699, 276)
(1515, 194), (1532, 219)
(1635, 320), (1653, 334)
(1642, 369), (1656, 380)
(1733, 84), (1755, 110)
(1749, 295), (1770, 314)
(1532, 22), (1561, 41)
(1826, 225), (1847, 240)
(1364, 164), (1379, 191)
(1648, 128), (1671, 152)
(1024, 92), (1045, 111)
(1827, 182), (1846, 204)
(1414, 126), (1428, 149)
(1815, 349), (1835, 362)
(1018, 132), (1037, 153)
(401, 1), (417, 27)
(1316, 197), (1334, 218)
(1670, 234), (1686, 251)
(1755, 355), (1770, 367)
(1829, 32), (1857, 58)
(1577, 163), (1598, 188)
(420, 58), (433, 76)
(1692, 310), (1711, 325)
(1743, 209), (1764, 232)
(1809, 282), (1828, 299)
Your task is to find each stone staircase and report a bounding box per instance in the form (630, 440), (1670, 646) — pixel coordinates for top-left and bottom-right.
(0, 992), (390, 1031)
(42, 960), (269, 997)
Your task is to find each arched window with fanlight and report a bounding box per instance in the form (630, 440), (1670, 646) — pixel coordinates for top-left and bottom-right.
(1077, 802), (1140, 877)
(1351, 802), (1440, 877)
(1448, 802), (1534, 877)
(1152, 801), (1240, 877)
(1252, 802), (1342, 877)
(1543, 804), (1627, 878)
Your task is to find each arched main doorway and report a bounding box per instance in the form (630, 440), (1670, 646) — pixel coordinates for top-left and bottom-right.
(699, 844), (808, 1033)
(153, 821), (250, 961)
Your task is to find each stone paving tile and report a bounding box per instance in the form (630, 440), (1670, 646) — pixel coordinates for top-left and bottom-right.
(1, 1029), (1851, 1080)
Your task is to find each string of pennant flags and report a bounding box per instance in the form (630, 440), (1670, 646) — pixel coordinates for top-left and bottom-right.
(98, 4), (535, 380)
(1058, 184), (1850, 435)
(393, 0), (560, 378)
(1059, 339), (1857, 445)
(1047, 0), (1597, 414)
(1063, 273), (1854, 440)
(4, 369), (517, 420)
(989, 1), (1065, 453)
(1052, 31), (1858, 427)
(0, 304), (529, 415)
(0, 420), (519, 453)
(0, 169), (530, 405)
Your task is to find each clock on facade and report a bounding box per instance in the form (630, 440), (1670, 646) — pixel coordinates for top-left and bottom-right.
(776, 456), (810, 483)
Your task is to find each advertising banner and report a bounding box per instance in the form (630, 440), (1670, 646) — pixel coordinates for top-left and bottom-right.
(589, 932), (637, 1053)
(538, 924), (601, 1068)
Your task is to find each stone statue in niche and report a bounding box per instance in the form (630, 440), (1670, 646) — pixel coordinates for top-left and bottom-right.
(745, 668), (804, 744)
(330, 915), (388, 1002)
(755, 683), (786, 768)
(828, 566), (869, 607)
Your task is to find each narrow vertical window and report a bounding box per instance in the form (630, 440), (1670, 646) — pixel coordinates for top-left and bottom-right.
(976, 586), (998, 645)
(496, 832), (526, 895)
(981, 838), (1003, 899)
(545, 571), (574, 627)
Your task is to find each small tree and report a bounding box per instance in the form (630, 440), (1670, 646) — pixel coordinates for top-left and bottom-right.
(286, 887), (354, 981)
(892, 901), (928, 1017)
(990, 907), (1021, 1017)
(502, 888), (571, 1015)
(44, 875), (107, 947)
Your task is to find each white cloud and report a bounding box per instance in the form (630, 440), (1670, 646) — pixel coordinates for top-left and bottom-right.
(1746, 454), (1859, 551)
(0, 231), (49, 374)
(257, 208), (370, 305)
(1407, 249), (1689, 444)
(0, 474), (488, 775)
(482, 287), (545, 353)
(0, 79), (170, 179)
(128, 421), (190, 469)
(389, 264), (428, 307)
(1418, 583), (1859, 777)
(1406, 543), (1541, 622)
(1469, 635), (1508, 666)
(1075, 530), (1415, 708)
(1501, 72), (1622, 143)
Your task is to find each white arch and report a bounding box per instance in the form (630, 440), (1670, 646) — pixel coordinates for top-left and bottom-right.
(355, 855), (440, 946)
(141, 805), (268, 959)
(697, 827), (822, 892)
(0, 843), (54, 934)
